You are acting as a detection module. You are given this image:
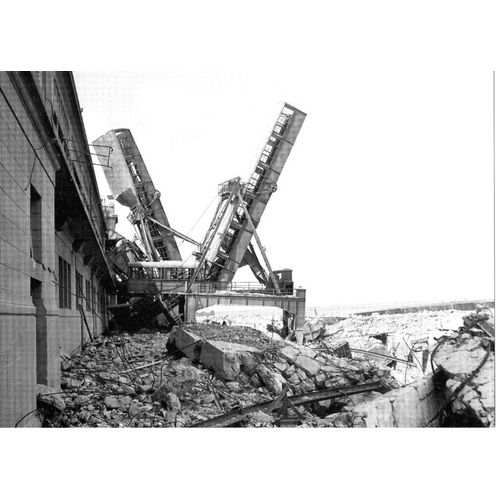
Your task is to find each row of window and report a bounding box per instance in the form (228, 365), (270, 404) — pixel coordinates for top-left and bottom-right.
(128, 266), (199, 281)
(58, 256), (108, 314)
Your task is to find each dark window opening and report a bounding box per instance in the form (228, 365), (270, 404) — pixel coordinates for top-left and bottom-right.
(30, 185), (42, 263)
(75, 271), (83, 309)
(85, 279), (91, 311)
(58, 256), (71, 309)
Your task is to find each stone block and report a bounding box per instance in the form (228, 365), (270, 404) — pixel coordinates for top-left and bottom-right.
(200, 340), (260, 381)
(283, 364), (296, 378)
(256, 365), (286, 395)
(351, 374), (442, 427)
(104, 396), (120, 410)
(274, 360), (289, 373)
(298, 346), (317, 359)
(278, 345), (299, 363)
(315, 372), (326, 388)
(172, 327), (203, 362)
(294, 355), (321, 376)
(164, 366), (203, 396)
(239, 351), (259, 372)
(321, 364), (341, 374)
(248, 410), (275, 427)
(298, 379), (316, 393)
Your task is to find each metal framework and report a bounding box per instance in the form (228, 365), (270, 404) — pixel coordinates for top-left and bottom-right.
(192, 103), (307, 290)
(92, 129), (182, 262)
(95, 104), (306, 326)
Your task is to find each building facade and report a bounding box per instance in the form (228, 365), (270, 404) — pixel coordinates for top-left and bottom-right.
(0, 71), (116, 427)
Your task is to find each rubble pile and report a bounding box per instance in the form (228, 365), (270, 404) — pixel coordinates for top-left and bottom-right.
(169, 324), (398, 424)
(321, 308), (472, 350)
(431, 306), (495, 427)
(315, 308), (476, 384)
(247, 343), (397, 397)
(38, 305), (493, 428)
(309, 305), (495, 428)
(40, 331), (280, 427)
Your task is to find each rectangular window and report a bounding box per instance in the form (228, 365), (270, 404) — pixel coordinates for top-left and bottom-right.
(92, 285), (96, 313)
(58, 256), (71, 309)
(75, 271), (83, 308)
(85, 279), (91, 311)
(148, 221), (161, 238)
(30, 185), (42, 263)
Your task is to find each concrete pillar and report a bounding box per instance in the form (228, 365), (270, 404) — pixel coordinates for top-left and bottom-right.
(33, 296), (48, 385)
(295, 289), (306, 329)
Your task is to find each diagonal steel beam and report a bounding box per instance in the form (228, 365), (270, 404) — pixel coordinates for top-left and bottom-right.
(190, 381), (389, 428)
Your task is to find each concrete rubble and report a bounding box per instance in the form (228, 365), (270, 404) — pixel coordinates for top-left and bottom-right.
(430, 306), (495, 427)
(309, 306), (495, 427)
(317, 308), (480, 385)
(39, 305), (494, 428)
(38, 325), (395, 427)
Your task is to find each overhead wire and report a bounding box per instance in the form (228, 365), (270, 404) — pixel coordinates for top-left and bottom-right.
(177, 192), (219, 249)
(0, 84), (56, 189)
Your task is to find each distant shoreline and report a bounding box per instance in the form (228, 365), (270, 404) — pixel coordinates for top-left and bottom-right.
(306, 299), (494, 317)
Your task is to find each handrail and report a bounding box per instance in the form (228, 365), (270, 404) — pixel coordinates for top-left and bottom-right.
(127, 276), (297, 296)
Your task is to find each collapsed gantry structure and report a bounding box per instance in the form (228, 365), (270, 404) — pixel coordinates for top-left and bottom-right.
(92, 103), (306, 325)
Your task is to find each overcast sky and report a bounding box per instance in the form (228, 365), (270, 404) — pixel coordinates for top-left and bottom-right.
(74, 69), (494, 307)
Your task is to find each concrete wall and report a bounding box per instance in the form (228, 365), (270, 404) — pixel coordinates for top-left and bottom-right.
(351, 374), (443, 427)
(184, 288), (306, 329)
(0, 72), (114, 427)
(1, 72), (54, 427)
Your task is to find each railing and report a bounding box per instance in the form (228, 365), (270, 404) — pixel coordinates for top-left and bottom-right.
(197, 281), (293, 296)
(127, 274), (298, 297)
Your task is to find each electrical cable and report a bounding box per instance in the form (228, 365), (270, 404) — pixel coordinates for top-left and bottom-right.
(177, 192), (219, 248)
(0, 84), (56, 188)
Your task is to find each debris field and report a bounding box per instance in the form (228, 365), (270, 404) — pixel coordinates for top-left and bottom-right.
(39, 324), (396, 428)
(37, 307), (494, 428)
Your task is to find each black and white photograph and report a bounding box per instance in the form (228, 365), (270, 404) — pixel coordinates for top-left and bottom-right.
(1, 1), (498, 499)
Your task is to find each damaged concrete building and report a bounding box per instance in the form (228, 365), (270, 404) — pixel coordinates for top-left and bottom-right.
(0, 72), (116, 427)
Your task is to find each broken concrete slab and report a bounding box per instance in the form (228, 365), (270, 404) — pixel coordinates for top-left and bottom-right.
(200, 340), (261, 381)
(278, 345), (300, 363)
(248, 410), (275, 427)
(103, 396), (132, 410)
(350, 374), (443, 427)
(255, 365), (286, 395)
(274, 360), (289, 373)
(432, 333), (494, 426)
(283, 364), (296, 378)
(294, 355), (321, 376)
(162, 366), (203, 396)
(154, 392), (181, 412)
(239, 351), (260, 372)
(298, 346), (318, 359)
(170, 327), (203, 362)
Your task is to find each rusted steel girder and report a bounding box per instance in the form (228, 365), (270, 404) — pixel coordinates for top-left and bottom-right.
(190, 381), (389, 428)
